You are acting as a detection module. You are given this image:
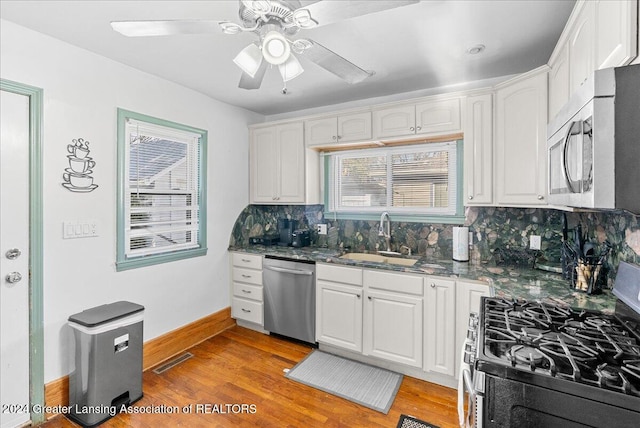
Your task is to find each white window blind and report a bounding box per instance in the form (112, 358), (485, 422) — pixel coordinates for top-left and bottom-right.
(329, 142), (458, 215)
(125, 119), (201, 257)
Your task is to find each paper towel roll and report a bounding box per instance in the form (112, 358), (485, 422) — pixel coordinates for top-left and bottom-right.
(453, 226), (469, 262)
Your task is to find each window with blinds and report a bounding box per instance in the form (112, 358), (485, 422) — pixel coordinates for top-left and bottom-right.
(328, 142), (458, 215)
(117, 109), (207, 270)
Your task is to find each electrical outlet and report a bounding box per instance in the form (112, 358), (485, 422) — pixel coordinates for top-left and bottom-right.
(529, 235), (541, 250)
(317, 224), (327, 235)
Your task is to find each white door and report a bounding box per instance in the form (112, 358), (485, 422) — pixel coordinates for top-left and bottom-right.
(0, 89), (31, 428)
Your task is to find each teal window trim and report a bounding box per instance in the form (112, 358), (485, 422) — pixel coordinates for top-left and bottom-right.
(116, 108), (208, 271)
(1, 79), (45, 424)
(323, 140), (465, 224)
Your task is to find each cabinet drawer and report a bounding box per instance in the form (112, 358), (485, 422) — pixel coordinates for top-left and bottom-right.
(232, 297), (263, 324)
(317, 263), (363, 286)
(232, 252), (263, 269)
(232, 267), (262, 285)
(364, 269), (423, 295)
(233, 282), (263, 302)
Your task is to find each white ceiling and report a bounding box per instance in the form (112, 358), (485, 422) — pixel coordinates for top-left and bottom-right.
(0, 0), (575, 115)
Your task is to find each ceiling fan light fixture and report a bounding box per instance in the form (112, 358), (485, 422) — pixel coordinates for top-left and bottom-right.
(262, 31), (291, 65)
(292, 9), (318, 29)
(233, 43), (264, 78)
(278, 54), (304, 82)
(242, 0), (272, 15)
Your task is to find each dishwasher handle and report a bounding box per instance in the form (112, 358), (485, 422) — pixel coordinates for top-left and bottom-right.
(264, 265), (314, 276)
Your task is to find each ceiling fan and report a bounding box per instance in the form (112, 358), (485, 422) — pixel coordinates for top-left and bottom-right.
(111, 0), (418, 91)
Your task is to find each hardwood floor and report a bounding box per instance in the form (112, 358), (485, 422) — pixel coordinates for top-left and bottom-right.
(42, 326), (459, 428)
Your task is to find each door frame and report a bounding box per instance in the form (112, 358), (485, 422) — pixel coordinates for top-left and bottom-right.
(1, 79), (44, 425)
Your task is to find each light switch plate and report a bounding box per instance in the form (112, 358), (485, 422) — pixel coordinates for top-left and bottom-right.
(529, 235), (541, 250)
(63, 220), (98, 239)
(317, 224), (328, 235)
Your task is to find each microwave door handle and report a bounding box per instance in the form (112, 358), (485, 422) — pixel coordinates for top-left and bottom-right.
(563, 121), (579, 193)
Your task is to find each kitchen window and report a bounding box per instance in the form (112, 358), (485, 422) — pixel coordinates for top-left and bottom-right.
(325, 141), (464, 222)
(116, 109), (207, 271)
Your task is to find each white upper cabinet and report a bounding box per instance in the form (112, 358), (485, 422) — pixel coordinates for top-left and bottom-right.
(305, 112), (372, 147)
(568, 0), (595, 95)
(463, 93), (493, 205)
(548, 0), (638, 119)
(548, 41), (570, 121)
(373, 98), (462, 140)
(595, 0), (638, 69)
(495, 69), (548, 206)
(250, 122), (306, 204)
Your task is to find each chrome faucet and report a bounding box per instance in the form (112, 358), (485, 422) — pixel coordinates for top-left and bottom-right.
(378, 211), (392, 252)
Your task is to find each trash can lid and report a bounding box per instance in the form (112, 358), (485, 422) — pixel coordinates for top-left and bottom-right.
(68, 301), (144, 327)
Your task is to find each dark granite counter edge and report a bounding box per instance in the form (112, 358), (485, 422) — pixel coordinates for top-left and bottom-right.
(229, 245), (617, 314)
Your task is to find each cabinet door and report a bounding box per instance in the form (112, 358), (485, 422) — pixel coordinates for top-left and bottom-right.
(424, 277), (456, 376)
(495, 71), (548, 206)
(250, 127), (278, 203)
(338, 111), (372, 142)
(595, 0), (638, 69)
(464, 93), (493, 205)
(415, 98), (462, 136)
(455, 280), (490, 377)
(276, 122), (305, 203)
(548, 41), (570, 121)
(364, 290), (422, 367)
(316, 280), (363, 352)
(305, 117), (337, 146)
(372, 104), (416, 139)
(569, 1), (595, 94)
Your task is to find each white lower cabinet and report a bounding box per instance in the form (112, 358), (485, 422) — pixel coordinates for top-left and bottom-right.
(455, 280), (491, 376)
(230, 252), (264, 327)
(316, 264), (363, 352)
(423, 277), (456, 376)
(363, 270), (423, 368)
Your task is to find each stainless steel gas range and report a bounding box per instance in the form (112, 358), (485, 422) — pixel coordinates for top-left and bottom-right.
(460, 261), (640, 428)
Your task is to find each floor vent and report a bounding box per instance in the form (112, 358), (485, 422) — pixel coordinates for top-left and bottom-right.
(152, 352), (194, 374)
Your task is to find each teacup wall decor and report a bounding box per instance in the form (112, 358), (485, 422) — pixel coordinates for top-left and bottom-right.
(62, 138), (98, 192)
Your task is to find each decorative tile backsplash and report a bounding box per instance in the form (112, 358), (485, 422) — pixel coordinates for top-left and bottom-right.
(229, 204), (640, 285)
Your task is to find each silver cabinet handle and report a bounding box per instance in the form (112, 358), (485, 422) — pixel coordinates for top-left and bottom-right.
(241, 308), (251, 313)
(241, 258), (251, 262)
(242, 289), (252, 294)
(468, 195), (473, 200)
(337, 135), (342, 140)
(409, 126), (415, 131)
(241, 274), (252, 278)
(5, 272), (22, 284)
(367, 296), (372, 300)
(356, 294), (361, 298)
(430, 283), (436, 288)
(332, 135), (337, 140)
(5, 248), (21, 260)
(416, 126), (421, 131)
(537, 195), (544, 200)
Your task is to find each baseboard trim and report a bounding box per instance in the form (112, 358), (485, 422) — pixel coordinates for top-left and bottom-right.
(44, 307), (234, 417)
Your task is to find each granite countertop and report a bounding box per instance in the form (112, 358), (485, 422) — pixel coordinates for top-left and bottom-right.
(229, 245), (617, 314)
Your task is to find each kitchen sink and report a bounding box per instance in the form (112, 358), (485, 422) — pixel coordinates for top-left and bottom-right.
(339, 253), (418, 267)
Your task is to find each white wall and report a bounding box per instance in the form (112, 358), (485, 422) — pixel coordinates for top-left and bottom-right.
(0, 19), (263, 383)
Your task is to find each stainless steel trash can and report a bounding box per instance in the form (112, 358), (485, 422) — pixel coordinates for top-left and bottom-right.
(67, 301), (144, 427)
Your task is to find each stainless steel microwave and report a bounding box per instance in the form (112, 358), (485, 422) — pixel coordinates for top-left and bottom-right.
(547, 64), (640, 213)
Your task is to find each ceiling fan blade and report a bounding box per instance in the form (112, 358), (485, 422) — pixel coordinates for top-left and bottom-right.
(298, 39), (372, 84)
(239, 61), (268, 89)
(110, 20), (222, 37)
(304, 1), (419, 27)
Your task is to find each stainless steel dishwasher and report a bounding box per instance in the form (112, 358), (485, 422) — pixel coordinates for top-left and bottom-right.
(262, 255), (316, 344)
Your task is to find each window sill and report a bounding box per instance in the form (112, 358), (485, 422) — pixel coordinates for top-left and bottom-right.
(116, 247), (207, 271)
(323, 211), (466, 225)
